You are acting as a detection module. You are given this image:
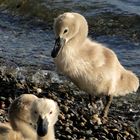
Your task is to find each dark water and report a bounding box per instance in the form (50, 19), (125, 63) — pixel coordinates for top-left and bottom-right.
(0, 0), (140, 77)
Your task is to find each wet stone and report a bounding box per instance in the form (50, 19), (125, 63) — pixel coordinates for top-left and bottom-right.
(61, 105), (69, 113)
(86, 129), (93, 135)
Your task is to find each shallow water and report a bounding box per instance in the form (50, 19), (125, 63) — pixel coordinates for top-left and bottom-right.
(0, 0), (140, 77)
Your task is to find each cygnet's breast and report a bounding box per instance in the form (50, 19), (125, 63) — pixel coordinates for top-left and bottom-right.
(54, 47), (108, 95)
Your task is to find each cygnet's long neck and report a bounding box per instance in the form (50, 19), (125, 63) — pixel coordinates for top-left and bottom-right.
(66, 14), (88, 48)
(37, 126), (55, 140)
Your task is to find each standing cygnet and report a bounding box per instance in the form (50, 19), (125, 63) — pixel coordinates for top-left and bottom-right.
(51, 12), (139, 118)
(8, 94), (59, 140)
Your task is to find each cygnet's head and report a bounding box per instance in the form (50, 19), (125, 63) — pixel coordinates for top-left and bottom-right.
(30, 98), (59, 137)
(51, 12), (88, 58)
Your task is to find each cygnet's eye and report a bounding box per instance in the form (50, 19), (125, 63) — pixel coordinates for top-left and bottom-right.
(34, 110), (37, 114)
(49, 111), (52, 115)
(63, 28), (68, 34)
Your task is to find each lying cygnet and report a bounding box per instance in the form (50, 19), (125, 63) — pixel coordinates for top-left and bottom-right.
(8, 94), (59, 140)
(51, 12), (139, 118)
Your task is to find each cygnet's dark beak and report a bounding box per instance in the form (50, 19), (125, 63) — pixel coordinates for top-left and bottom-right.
(51, 37), (65, 58)
(37, 115), (48, 137)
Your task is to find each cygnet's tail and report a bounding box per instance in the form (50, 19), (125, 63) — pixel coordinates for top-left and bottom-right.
(116, 70), (139, 96)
